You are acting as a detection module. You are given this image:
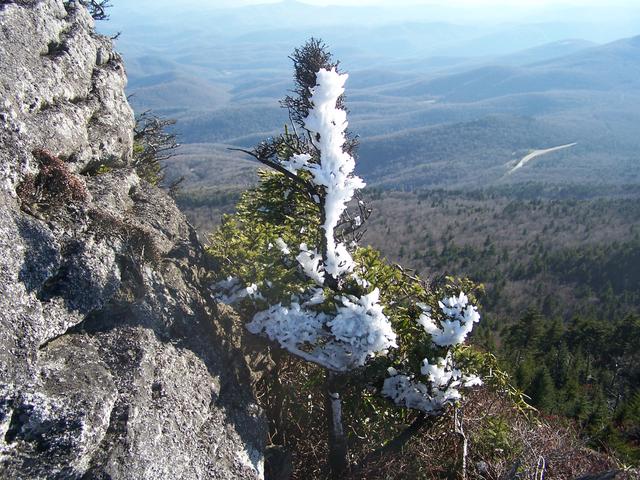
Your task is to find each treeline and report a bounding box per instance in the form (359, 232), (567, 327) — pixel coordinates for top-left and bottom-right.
(498, 310), (640, 463)
(359, 188), (640, 463)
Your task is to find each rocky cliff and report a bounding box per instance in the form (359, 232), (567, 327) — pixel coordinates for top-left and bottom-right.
(0, 1), (266, 478)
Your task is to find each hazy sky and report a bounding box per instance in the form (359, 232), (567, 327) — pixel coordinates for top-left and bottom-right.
(105, 0), (640, 44)
(219, 0), (637, 5)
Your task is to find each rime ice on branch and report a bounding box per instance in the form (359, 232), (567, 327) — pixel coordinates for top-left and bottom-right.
(382, 293), (482, 413)
(246, 68), (396, 372)
(418, 292), (481, 347)
(300, 69), (365, 277)
(281, 68), (365, 279)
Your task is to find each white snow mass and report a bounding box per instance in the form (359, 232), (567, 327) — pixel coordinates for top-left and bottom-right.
(302, 68), (366, 278)
(247, 289), (397, 371)
(417, 292), (480, 347)
(382, 353), (482, 413)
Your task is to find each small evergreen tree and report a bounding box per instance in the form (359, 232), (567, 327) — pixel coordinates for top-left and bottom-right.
(210, 39), (486, 476)
(528, 366), (556, 411)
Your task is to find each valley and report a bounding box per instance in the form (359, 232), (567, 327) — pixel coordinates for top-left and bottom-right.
(101, 0), (640, 466)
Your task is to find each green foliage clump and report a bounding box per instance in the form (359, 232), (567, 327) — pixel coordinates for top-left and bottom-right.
(208, 169), (494, 380)
(209, 168), (319, 310)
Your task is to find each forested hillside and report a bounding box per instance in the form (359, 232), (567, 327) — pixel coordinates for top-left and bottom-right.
(177, 181), (640, 464)
(367, 186), (640, 462)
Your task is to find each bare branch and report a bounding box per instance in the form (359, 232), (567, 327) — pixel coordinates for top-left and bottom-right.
(65, 1), (112, 20)
(228, 147), (317, 200)
(132, 110), (179, 187)
(352, 413), (437, 473)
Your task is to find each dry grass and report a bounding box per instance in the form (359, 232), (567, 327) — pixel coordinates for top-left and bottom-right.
(256, 360), (630, 480)
(17, 149), (88, 208)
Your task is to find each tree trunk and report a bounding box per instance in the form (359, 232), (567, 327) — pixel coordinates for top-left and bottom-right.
(269, 353), (287, 446)
(325, 371), (349, 478)
(455, 408), (467, 480)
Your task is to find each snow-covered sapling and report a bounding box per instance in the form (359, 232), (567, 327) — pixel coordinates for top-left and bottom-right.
(246, 67), (397, 373)
(211, 39), (484, 477)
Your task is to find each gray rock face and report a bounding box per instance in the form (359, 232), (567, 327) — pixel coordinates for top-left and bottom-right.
(0, 1), (266, 479)
(0, 0), (133, 192)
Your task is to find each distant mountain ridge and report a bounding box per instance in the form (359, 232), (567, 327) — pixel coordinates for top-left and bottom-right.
(101, 1), (640, 192)
(380, 35), (640, 101)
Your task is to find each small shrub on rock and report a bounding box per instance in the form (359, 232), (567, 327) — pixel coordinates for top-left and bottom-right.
(17, 149), (87, 209)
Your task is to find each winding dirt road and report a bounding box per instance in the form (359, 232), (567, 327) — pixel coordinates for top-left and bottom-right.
(508, 142), (577, 174)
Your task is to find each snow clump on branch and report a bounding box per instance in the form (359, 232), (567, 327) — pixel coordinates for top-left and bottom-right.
(247, 289), (396, 372)
(417, 292), (480, 347)
(382, 352), (482, 413)
(382, 292), (482, 413)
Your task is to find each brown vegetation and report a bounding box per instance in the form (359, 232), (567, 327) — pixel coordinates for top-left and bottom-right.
(256, 354), (630, 479)
(17, 149), (88, 209)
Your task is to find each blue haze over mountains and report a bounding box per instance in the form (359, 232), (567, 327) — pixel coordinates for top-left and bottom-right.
(103, 1), (640, 190)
